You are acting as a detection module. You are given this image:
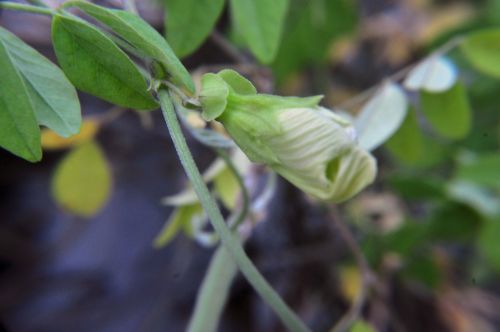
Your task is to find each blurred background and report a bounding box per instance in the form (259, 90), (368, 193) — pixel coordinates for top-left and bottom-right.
(1, 0), (500, 331)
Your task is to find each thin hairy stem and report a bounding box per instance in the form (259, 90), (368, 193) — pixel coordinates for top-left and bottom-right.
(328, 206), (375, 332)
(159, 88), (312, 332)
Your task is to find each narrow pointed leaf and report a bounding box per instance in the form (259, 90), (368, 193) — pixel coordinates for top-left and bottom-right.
(0, 27), (81, 137)
(52, 14), (158, 110)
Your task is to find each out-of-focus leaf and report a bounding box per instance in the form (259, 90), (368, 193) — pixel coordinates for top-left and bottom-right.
(388, 174), (445, 201)
(427, 202), (482, 243)
(214, 167), (240, 210)
(461, 28), (500, 78)
(404, 56), (457, 93)
(272, 0), (357, 82)
(354, 82), (408, 151)
(402, 251), (443, 289)
(52, 141), (112, 217)
(153, 203), (203, 248)
(350, 320), (376, 332)
(455, 153), (500, 188)
(383, 221), (428, 257)
(447, 180), (500, 217)
(165, 0), (225, 58)
(420, 82), (471, 139)
(338, 265), (361, 304)
(229, 0), (288, 63)
(385, 108), (425, 165)
(0, 39), (41, 162)
(42, 119), (99, 150)
(0, 27), (81, 137)
(477, 217), (500, 273)
(161, 188), (199, 206)
(67, 0), (195, 94)
(52, 15), (158, 109)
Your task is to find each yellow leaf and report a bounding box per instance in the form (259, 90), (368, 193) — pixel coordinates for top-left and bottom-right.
(42, 119), (99, 150)
(214, 167), (240, 210)
(52, 141), (112, 217)
(153, 203), (203, 248)
(338, 265), (362, 303)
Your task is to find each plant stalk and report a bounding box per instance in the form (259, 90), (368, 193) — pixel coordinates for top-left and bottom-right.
(187, 245), (238, 332)
(0, 2), (54, 15)
(159, 89), (311, 332)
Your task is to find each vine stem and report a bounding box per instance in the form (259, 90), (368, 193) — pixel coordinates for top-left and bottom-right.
(187, 245), (238, 332)
(159, 89), (312, 332)
(0, 1), (54, 15)
(337, 35), (466, 111)
(25, 0), (49, 8)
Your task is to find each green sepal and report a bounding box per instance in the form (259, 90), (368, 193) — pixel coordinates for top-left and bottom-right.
(200, 73), (229, 121)
(218, 69), (257, 95)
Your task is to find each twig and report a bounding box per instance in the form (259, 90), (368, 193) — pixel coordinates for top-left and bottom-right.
(337, 35), (466, 111)
(210, 31), (249, 64)
(328, 206), (375, 332)
(122, 0), (137, 14)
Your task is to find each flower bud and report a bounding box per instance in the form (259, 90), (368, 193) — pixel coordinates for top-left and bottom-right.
(200, 70), (377, 202)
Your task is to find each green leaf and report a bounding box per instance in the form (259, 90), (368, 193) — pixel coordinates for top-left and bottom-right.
(0, 40), (41, 162)
(385, 108), (425, 164)
(229, 0), (288, 63)
(51, 14), (158, 110)
(478, 217), (500, 273)
(427, 202), (482, 243)
(455, 153), (500, 188)
(165, 0), (225, 58)
(447, 180), (500, 217)
(0, 27), (81, 137)
(52, 141), (112, 217)
(272, 0), (357, 82)
(402, 251), (442, 289)
(354, 82), (408, 151)
(461, 28), (500, 78)
(388, 174), (445, 201)
(420, 82), (471, 139)
(67, 1), (195, 94)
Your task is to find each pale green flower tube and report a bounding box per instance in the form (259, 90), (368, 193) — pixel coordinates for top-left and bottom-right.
(199, 70), (377, 202)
